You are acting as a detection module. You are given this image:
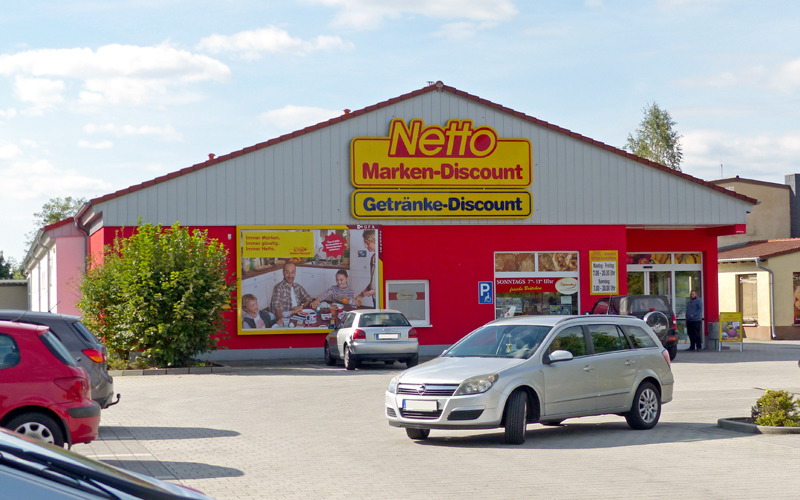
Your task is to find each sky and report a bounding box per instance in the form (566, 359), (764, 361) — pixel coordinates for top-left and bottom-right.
(1, 0), (799, 263)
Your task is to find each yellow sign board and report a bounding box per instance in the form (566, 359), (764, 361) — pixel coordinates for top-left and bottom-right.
(719, 311), (744, 346)
(351, 191), (531, 219)
(351, 118), (532, 189)
(241, 231), (315, 258)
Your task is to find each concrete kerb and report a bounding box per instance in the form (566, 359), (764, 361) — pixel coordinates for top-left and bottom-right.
(717, 417), (800, 434)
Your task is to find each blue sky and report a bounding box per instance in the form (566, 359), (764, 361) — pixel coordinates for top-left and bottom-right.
(1, 0), (799, 262)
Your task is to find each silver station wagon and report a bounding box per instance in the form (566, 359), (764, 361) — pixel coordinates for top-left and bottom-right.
(385, 315), (674, 444)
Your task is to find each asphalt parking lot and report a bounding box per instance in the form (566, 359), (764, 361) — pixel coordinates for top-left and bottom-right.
(77, 342), (800, 499)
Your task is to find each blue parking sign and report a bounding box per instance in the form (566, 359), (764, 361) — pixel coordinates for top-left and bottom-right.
(478, 281), (493, 304)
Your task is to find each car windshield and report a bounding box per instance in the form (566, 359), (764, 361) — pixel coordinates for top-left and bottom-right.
(443, 324), (551, 359)
(358, 313), (410, 327)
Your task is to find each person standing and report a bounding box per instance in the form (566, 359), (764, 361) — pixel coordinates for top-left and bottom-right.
(686, 290), (704, 351)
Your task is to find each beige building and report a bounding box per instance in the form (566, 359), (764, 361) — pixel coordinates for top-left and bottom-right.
(712, 177), (791, 248)
(715, 174), (800, 341)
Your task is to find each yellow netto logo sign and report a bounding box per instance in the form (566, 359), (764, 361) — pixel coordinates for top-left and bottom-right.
(352, 191), (532, 219)
(351, 118), (532, 189)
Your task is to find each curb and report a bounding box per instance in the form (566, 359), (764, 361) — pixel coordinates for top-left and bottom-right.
(717, 417), (800, 434)
(109, 365), (235, 376)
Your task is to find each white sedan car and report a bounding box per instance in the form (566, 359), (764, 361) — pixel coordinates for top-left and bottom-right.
(385, 315), (674, 444)
(324, 309), (418, 370)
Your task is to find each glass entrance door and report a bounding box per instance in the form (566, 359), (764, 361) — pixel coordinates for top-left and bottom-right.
(674, 271), (702, 344)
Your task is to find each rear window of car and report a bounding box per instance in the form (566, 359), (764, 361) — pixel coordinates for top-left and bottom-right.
(621, 297), (669, 316)
(39, 331), (78, 367)
(621, 325), (658, 348)
(0, 334), (20, 369)
(71, 320), (101, 344)
(358, 313), (410, 328)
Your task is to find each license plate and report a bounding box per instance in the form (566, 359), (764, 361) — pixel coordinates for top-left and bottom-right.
(377, 333), (400, 340)
(403, 399), (437, 412)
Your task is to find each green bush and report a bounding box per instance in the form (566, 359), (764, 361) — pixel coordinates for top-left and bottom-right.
(78, 221), (235, 368)
(751, 389), (800, 427)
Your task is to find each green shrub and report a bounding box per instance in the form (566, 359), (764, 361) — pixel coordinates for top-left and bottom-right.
(79, 221), (235, 368)
(751, 389), (800, 427)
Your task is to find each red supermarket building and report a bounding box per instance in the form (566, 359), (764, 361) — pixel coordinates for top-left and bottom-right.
(44, 82), (755, 360)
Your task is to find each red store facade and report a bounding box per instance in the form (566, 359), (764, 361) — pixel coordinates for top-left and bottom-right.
(68, 82), (754, 360)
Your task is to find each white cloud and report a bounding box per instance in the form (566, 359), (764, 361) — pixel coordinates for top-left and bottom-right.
(0, 158), (112, 201)
(309, 0), (517, 30)
(197, 27), (353, 59)
(0, 108), (18, 119)
(0, 43), (231, 108)
(677, 57), (800, 94)
(13, 77), (64, 113)
(259, 105), (344, 134)
(772, 58), (800, 93)
(435, 22), (481, 40)
(84, 123), (183, 141)
(77, 139), (114, 149)
(0, 142), (22, 160)
(683, 128), (800, 182)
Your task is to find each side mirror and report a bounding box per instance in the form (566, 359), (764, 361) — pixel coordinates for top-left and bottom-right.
(543, 349), (573, 365)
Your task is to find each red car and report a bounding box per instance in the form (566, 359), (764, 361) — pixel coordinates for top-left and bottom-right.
(0, 320), (100, 447)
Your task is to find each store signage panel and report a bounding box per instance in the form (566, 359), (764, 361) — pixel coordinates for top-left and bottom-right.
(242, 231), (315, 258)
(590, 250), (618, 295)
(496, 277), (569, 294)
(351, 119), (532, 189)
(351, 190), (531, 219)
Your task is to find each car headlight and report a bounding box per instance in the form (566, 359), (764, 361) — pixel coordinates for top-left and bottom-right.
(454, 374), (499, 396)
(387, 376), (399, 394)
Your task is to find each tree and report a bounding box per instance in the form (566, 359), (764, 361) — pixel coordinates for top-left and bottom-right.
(0, 252), (19, 279)
(77, 221), (235, 367)
(624, 102), (683, 171)
(26, 196), (88, 246)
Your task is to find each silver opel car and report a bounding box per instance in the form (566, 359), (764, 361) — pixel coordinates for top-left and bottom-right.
(385, 315), (674, 444)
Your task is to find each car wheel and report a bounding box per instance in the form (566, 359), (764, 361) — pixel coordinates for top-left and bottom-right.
(503, 391), (528, 445)
(7, 413), (65, 447)
(344, 345), (359, 370)
(406, 354), (419, 368)
(324, 341), (336, 366)
(668, 344), (677, 361)
(625, 381), (661, 430)
(406, 428), (430, 440)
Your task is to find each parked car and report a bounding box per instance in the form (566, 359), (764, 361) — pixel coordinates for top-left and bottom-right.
(0, 310), (118, 409)
(385, 315), (674, 444)
(0, 427), (213, 499)
(324, 309), (418, 370)
(0, 320), (100, 447)
(588, 295), (679, 360)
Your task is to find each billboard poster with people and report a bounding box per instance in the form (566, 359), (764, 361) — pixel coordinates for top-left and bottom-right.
(237, 226), (380, 335)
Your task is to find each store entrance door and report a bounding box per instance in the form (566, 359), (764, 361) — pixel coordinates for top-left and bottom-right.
(626, 271), (671, 296)
(626, 253), (703, 347)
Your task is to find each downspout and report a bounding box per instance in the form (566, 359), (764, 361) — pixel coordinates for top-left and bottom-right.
(753, 257), (777, 339)
(718, 256), (776, 339)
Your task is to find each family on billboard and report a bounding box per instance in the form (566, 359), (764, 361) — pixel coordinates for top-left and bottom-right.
(239, 227), (379, 333)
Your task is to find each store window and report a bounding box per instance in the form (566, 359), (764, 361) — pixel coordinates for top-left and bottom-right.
(793, 273), (800, 325)
(738, 274), (758, 326)
(385, 281), (430, 327)
(494, 252), (579, 318)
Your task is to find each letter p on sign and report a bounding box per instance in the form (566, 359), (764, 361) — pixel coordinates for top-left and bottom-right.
(478, 281), (493, 304)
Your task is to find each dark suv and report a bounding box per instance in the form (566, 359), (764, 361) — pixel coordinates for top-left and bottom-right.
(589, 295), (679, 360)
(0, 310), (118, 409)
